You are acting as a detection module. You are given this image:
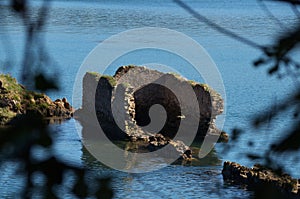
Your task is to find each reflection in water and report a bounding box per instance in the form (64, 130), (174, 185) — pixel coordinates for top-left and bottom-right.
(80, 136), (221, 170)
(80, 142), (251, 199)
(81, 145), (111, 171)
(174, 146), (222, 166)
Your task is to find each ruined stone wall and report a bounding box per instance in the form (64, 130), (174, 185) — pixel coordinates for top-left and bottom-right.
(82, 72), (101, 112)
(80, 66), (225, 142)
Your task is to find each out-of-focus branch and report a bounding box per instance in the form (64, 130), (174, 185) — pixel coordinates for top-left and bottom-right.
(272, 0), (300, 5)
(0, 1), (114, 198)
(174, 0), (300, 177)
(174, 0), (300, 82)
(173, 0), (265, 50)
(257, 0), (286, 29)
(290, 3), (300, 18)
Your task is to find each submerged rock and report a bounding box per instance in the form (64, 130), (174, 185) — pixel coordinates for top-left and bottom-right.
(222, 161), (300, 198)
(76, 65), (228, 160)
(0, 74), (74, 125)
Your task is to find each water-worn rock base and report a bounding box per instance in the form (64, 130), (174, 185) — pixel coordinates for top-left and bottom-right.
(222, 161), (300, 198)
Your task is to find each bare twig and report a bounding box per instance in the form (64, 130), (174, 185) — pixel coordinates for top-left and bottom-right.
(271, 0), (300, 5)
(257, 0), (286, 29)
(291, 3), (300, 18)
(173, 0), (265, 50)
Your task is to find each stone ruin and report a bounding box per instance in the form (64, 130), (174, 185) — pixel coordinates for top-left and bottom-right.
(76, 65), (228, 160)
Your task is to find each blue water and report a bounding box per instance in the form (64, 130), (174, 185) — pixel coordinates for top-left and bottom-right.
(1, 0), (299, 198)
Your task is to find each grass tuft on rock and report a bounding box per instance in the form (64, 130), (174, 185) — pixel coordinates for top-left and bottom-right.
(101, 75), (117, 87)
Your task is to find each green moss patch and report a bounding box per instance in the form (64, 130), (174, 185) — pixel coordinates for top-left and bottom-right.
(101, 75), (116, 87)
(0, 74), (24, 93)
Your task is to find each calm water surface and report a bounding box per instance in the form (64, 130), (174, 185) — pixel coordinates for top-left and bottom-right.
(0, 0), (299, 198)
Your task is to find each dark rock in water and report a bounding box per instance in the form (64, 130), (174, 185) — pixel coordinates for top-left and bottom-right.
(0, 74), (74, 125)
(222, 161), (300, 198)
(76, 65), (228, 160)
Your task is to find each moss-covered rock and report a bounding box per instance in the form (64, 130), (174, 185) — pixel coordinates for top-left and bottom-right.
(0, 107), (16, 125)
(0, 74), (74, 125)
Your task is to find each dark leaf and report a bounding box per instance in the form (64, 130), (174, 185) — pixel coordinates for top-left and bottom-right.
(253, 58), (265, 67)
(274, 0), (300, 5)
(231, 128), (242, 141)
(272, 123), (300, 152)
(72, 171), (89, 198)
(34, 73), (58, 91)
(268, 64), (279, 75)
(95, 178), (114, 199)
(247, 141), (254, 146)
(247, 154), (261, 160)
(11, 0), (27, 13)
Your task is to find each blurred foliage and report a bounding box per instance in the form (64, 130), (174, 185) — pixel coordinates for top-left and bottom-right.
(1, 0), (300, 198)
(175, 0), (300, 198)
(0, 112), (113, 198)
(240, 0), (300, 174)
(0, 0), (113, 198)
(175, 0), (300, 165)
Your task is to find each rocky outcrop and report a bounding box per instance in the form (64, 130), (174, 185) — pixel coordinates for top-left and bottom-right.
(0, 74), (74, 125)
(114, 66), (225, 140)
(76, 65), (228, 160)
(81, 66), (226, 139)
(222, 161), (300, 198)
